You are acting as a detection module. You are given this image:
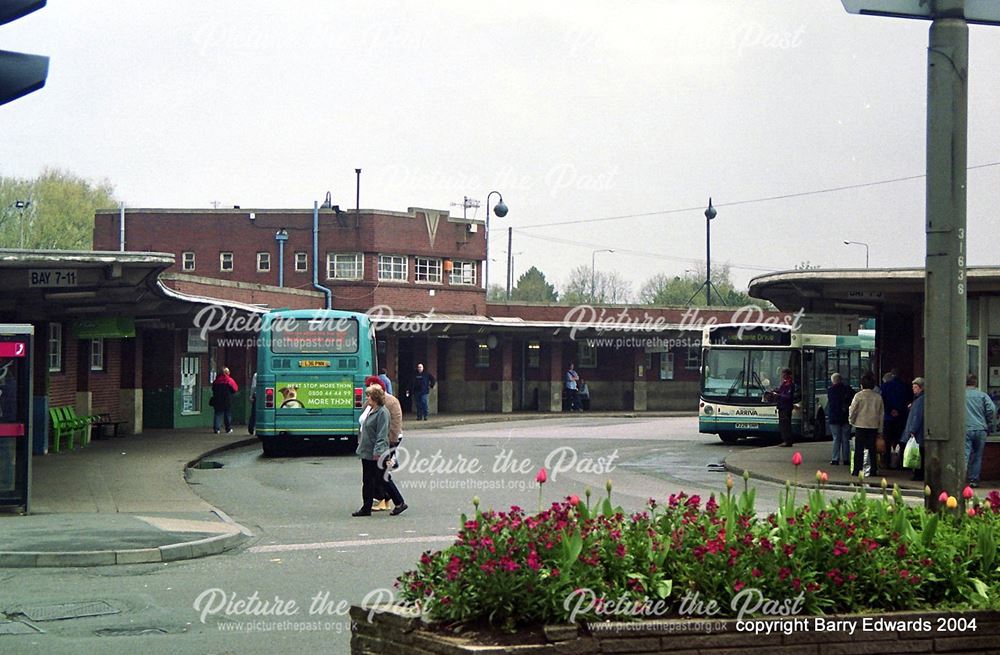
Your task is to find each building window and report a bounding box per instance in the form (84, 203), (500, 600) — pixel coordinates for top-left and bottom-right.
(220, 252), (234, 272)
(327, 253), (363, 280)
(378, 255), (408, 281)
(449, 260), (476, 286)
(295, 252), (308, 272)
(527, 341), (540, 368)
(685, 346), (701, 370)
(182, 251), (196, 271)
(577, 342), (597, 368)
(90, 339), (105, 371)
(414, 257), (442, 283)
(475, 340), (491, 367)
(48, 323), (62, 372)
(257, 252), (271, 272)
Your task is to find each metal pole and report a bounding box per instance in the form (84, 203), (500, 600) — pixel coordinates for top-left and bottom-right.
(923, 12), (968, 508)
(706, 212), (712, 306)
(506, 226), (513, 300)
(278, 238), (285, 287)
(864, 243), (869, 268)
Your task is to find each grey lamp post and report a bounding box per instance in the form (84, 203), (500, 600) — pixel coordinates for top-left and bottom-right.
(484, 191), (507, 292)
(841, 0), (1000, 508)
(591, 249), (614, 302)
(842, 240), (870, 268)
(705, 198), (717, 305)
(275, 228), (288, 287)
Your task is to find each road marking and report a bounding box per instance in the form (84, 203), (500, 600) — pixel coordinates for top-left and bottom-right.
(248, 535), (456, 554)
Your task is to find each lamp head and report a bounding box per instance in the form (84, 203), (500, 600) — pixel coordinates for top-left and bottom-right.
(705, 198), (717, 221)
(493, 200), (508, 218)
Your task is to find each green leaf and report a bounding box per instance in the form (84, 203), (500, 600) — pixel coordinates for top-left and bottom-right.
(657, 579), (673, 599)
(601, 498), (614, 517)
(920, 515), (939, 549)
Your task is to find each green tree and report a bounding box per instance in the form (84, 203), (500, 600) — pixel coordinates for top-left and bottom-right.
(486, 284), (507, 301)
(0, 168), (118, 249)
(511, 266), (558, 302)
(638, 264), (771, 308)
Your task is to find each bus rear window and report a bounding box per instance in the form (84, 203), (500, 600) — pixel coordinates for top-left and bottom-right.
(270, 318), (360, 354)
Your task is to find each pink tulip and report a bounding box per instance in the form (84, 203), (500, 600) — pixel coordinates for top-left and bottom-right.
(962, 486), (974, 500)
(568, 494), (580, 506)
(938, 491), (949, 503)
(967, 508), (977, 518)
(792, 452), (803, 467)
(820, 471), (829, 484)
(536, 468), (547, 484)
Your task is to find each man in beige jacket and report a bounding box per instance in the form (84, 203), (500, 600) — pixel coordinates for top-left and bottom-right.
(849, 372), (884, 477)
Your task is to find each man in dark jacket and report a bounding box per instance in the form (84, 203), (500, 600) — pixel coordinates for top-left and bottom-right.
(412, 363), (435, 421)
(880, 369), (912, 467)
(211, 367), (239, 434)
(775, 368), (795, 447)
(827, 373), (854, 465)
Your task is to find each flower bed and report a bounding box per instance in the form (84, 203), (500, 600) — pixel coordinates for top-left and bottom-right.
(396, 475), (1000, 632)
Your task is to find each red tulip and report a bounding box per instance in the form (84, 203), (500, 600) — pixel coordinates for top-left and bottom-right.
(791, 452), (803, 467)
(962, 486), (974, 500)
(536, 468), (547, 484)
(568, 494), (580, 506)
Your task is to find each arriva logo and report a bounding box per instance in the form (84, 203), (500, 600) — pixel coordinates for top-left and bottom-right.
(735, 409), (759, 416)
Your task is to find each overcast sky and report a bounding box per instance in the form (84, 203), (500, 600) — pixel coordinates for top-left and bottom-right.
(2, 1), (999, 294)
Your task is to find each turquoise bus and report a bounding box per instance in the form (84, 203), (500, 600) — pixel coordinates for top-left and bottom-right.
(699, 323), (875, 444)
(254, 309), (377, 456)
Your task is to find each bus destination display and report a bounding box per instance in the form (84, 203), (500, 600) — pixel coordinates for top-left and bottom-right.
(708, 326), (792, 346)
(271, 319), (360, 354)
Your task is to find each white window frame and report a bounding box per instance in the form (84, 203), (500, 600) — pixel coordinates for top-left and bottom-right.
(449, 260), (476, 286)
(220, 252), (234, 272)
(257, 252), (271, 272)
(685, 346), (701, 370)
(90, 338), (105, 371)
(577, 342), (597, 368)
(327, 253), (363, 280)
(48, 323), (62, 372)
(182, 251), (196, 271)
(295, 252), (308, 272)
(378, 254), (408, 282)
(414, 257), (442, 284)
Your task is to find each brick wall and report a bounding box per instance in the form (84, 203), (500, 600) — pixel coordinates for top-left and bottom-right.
(88, 338), (122, 420)
(351, 605), (1000, 655)
(48, 327), (77, 408)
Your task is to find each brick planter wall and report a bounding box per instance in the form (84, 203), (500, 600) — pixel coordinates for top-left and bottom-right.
(350, 604), (1000, 654)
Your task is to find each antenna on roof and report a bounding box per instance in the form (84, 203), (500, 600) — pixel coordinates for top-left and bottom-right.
(449, 196), (480, 220)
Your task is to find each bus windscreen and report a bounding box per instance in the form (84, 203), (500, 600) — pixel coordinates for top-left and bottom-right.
(270, 318), (360, 354)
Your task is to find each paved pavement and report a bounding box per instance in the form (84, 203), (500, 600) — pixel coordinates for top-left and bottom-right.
(0, 411), (688, 568)
(3, 412), (994, 568)
(725, 439), (1000, 498)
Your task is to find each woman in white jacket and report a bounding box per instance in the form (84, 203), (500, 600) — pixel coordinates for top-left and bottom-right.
(849, 372), (884, 478)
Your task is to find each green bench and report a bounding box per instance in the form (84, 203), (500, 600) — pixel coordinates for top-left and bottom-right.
(48, 406), (98, 452)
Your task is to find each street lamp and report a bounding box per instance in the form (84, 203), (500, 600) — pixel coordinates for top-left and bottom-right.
(591, 249), (614, 301)
(705, 198), (717, 305)
(841, 0), (1000, 508)
(842, 240), (870, 267)
(274, 228), (289, 287)
(484, 191), (507, 292)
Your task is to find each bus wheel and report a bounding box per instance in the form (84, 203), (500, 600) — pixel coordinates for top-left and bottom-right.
(262, 439), (284, 458)
(719, 434), (739, 444)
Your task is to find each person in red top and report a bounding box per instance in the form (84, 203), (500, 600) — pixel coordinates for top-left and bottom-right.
(211, 367), (239, 434)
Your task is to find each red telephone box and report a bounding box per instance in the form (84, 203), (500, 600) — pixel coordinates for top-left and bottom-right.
(0, 325), (33, 512)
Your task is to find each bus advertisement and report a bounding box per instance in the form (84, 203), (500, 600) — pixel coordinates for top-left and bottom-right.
(254, 309), (377, 456)
(699, 323), (874, 444)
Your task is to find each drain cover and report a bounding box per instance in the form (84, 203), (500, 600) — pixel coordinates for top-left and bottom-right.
(0, 621), (42, 635)
(19, 601), (119, 622)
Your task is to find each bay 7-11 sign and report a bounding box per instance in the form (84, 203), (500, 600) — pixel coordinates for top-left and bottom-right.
(28, 269), (78, 287)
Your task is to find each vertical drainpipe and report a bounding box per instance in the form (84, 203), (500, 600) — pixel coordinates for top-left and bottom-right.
(313, 201), (333, 309)
(119, 202), (125, 251)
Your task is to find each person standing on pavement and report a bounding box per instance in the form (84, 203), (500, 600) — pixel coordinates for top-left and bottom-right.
(849, 372), (884, 478)
(965, 374), (997, 488)
(775, 368), (795, 447)
(365, 375), (405, 512)
(903, 377), (926, 482)
(211, 367), (239, 434)
(247, 371), (258, 435)
(880, 369), (911, 467)
(565, 363), (581, 412)
(412, 363), (435, 421)
(826, 372), (853, 465)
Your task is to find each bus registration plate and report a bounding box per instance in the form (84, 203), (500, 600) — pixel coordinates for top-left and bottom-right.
(299, 361), (330, 368)
(734, 423), (759, 430)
